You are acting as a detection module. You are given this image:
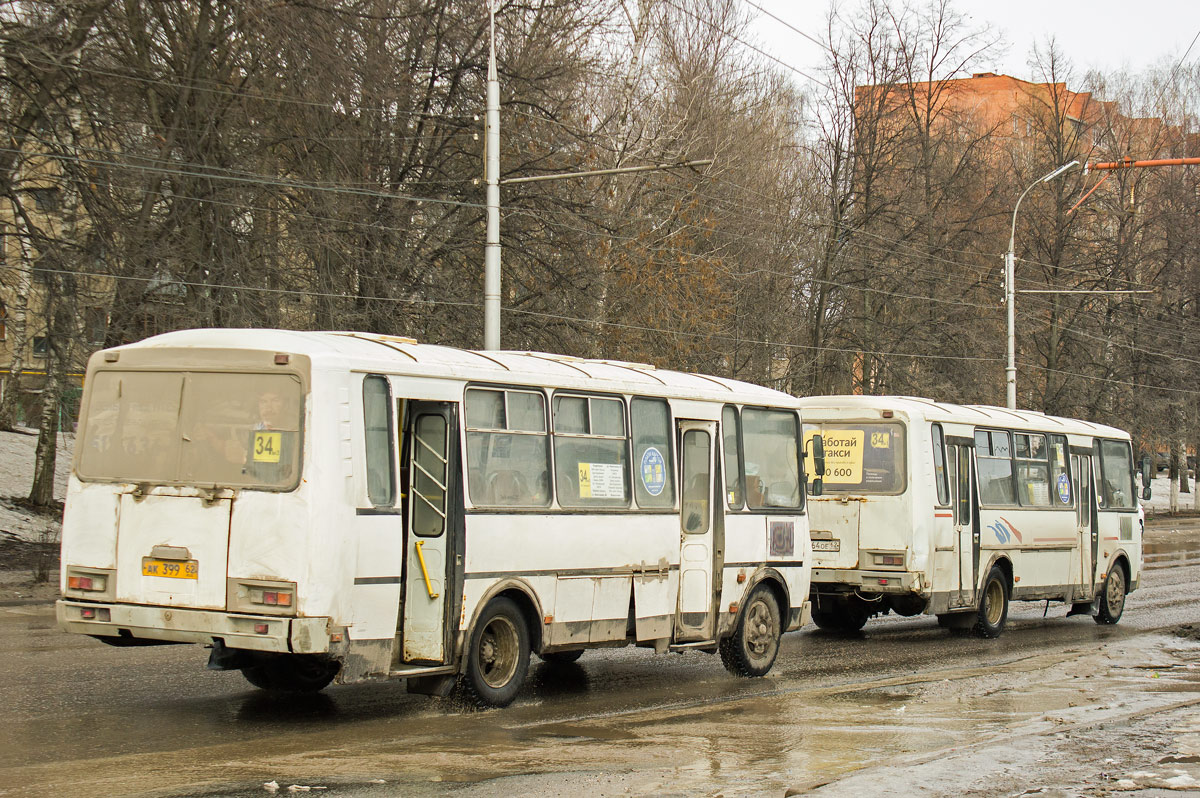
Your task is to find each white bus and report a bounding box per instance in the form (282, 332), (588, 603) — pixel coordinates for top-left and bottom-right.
(57, 329), (816, 706)
(796, 396), (1145, 637)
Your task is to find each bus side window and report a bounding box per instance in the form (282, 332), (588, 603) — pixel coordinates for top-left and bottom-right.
(411, 414), (448, 536)
(464, 388), (551, 507)
(932, 424), (949, 506)
(363, 375), (395, 507)
(956, 445), (971, 525)
(631, 397), (675, 508)
(722, 406), (744, 509)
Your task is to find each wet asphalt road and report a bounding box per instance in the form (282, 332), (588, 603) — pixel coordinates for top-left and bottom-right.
(3, 517), (1200, 797)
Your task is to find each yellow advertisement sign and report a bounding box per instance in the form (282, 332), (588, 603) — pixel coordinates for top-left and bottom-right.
(805, 429), (864, 484)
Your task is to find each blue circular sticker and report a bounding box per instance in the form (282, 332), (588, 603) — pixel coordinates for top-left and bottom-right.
(1056, 472), (1072, 504)
(641, 446), (666, 496)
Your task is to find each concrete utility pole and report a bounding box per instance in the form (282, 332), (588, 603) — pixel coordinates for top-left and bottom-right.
(483, 1), (501, 352)
(1005, 160), (1079, 410)
(478, 0), (713, 351)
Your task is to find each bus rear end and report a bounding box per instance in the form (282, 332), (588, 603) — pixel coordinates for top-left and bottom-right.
(57, 344), (335, 687)
(802, 411), (922, 630)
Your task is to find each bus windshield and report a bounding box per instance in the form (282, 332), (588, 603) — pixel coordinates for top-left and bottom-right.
(803, 422), (906, 494)
(77, 370), (303, 490)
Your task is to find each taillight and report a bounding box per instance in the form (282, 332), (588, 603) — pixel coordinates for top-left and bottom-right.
(252, 589), (294, 607)
(68, 575), (106, 591)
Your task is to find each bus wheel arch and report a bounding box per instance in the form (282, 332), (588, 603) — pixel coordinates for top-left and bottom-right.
(464, 579), (545, 660)
(749, 568), (791, 628)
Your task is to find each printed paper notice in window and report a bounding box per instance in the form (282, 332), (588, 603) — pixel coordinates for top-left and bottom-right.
(579, 462), (625, 499)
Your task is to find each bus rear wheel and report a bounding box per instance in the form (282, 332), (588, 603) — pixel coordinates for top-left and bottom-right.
(720, 585), (782, 677)
(1095, 565), (1127, 625)
(463, 597), (530, 708)
(242, 654), (339, 693)
(972, 566), (1009, 638)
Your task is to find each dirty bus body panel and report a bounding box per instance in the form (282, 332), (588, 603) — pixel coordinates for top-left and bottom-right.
(797, 396), (1142, 636)
(59, 329), (813, 706)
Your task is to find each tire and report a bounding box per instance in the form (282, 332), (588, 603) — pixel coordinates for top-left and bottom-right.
(540, 649), (584, 664)
(720, 585), (782, 677)
(972, 566), (1010, 638)
(1094, 564), (1127, 625)
(463, 597), (530, 708)
(241, 654), (339, 693)
(810, 598), (869, 632)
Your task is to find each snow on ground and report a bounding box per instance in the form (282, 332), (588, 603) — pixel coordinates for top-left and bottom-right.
(1143, 474), (1198, 514)
(0, 428), (73, 545)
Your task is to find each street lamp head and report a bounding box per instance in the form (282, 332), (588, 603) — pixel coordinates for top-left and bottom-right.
(1041, 160), (1080, 183)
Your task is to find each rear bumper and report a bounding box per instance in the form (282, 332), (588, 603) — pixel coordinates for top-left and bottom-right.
(811, 568), (922, 595)
(57, 600), (331, 654)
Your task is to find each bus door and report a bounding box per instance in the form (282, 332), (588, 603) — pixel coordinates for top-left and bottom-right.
(677, 420), (719, 642)
(1073, 454), (1097, 596)
(399, 402), (460, 664)
(951, 443), (979, 608)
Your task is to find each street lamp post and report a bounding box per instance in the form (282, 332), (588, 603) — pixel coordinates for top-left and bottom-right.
(1005, 160), (1079, 409)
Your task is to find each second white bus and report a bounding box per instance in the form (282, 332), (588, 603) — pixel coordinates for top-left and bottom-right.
(796, 396), (1144, 637)
(58, 329), (817, 706)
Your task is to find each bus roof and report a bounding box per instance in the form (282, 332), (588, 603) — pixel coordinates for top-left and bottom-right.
(111, 328), (799, 406)
(795, 395), (1130, 440)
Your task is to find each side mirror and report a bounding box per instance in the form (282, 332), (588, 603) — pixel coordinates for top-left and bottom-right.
(1141, 456), (1153, 489)
(1143, 486), (1152, 501)
(809, 435), (825, 497)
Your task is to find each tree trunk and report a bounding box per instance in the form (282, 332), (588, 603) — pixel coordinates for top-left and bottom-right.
(28, 303), (70, 508)
(28, 362), (61, 508)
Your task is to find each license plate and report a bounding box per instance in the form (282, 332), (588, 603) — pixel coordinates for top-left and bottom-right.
(141, 558), (199, 579)
(812, 539), (841, 552)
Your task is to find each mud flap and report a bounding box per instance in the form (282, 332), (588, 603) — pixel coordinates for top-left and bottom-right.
(206, 639), (255, 670)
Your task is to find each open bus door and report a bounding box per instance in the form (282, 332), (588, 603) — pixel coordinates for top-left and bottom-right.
(399, 402), (461, 664)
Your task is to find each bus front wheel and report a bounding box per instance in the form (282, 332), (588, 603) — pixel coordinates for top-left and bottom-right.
(241, 654), (339, 693)
(463, 597), (530, 708)
(720, 585), (782, 677)
(972, 566), (1010, 638)
(1095, 565), (1127, 625)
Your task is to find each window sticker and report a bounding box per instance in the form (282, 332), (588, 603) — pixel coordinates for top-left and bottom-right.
(253, 431), (282, 463)
(1056, 472), (1072, 504)
(806, 429), (864, 484)
(640, 446), (666, 497)
(870, 431), (890, 448)
(579, 462), (625, 499)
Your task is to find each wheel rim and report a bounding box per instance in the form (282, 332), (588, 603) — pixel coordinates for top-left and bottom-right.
(984, 578), (1005, 626)
(744, 596), (779, 663)
(1106, 569), (1126, 615)
(478, 615), (519, 689)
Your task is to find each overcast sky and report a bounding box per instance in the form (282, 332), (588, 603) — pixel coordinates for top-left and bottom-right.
(749, 0), (1200, 84)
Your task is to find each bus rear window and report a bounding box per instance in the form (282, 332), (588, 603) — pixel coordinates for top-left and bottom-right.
(803, 422), (906, 494)
(77, 371), (303, 490)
